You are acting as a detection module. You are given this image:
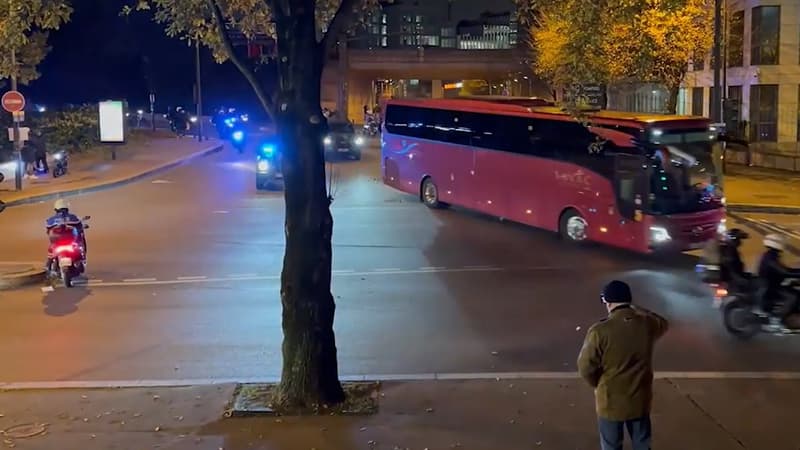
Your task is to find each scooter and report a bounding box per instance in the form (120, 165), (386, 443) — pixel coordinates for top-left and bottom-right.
(719, 280), (800, 339)
(47, 217), (90, 288)
(52, 151), (68, 178)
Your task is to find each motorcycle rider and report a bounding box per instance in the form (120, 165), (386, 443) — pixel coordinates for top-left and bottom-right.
(720, 228), (751, 293)
(45, 199), (87, 269)
(757, 234), (800, 324)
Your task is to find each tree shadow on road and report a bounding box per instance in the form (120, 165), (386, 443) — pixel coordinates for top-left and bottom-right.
(41, 285), (92, 316)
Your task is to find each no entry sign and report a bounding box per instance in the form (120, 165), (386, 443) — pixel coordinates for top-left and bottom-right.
(2, 91), (25, 113)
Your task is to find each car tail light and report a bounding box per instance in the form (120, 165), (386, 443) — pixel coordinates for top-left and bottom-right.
(714, 287), (728, 298)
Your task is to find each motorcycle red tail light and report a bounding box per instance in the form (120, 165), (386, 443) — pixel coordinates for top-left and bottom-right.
(54, 244), (76, 254)
(714, 287), (728, 298)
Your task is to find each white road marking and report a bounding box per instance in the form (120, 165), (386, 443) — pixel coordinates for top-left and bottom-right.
(66, 266), (558, 288)
(332, 269), (355, 273)
(419, 266), (445, 270)
(177, 276), (207, 281)
(212, 210), (229, 214)
(226, 273), (258, 278)
(463, 265), (495, 269)
(373, 268), (401, 272)
(3, 371), (800, 390)
(151, 180), (172, 184)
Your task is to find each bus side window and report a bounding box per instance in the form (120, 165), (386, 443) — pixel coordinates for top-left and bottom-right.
(384, 105), (408, 136)
(433, 110), (472, 146)
(470, 113), (505, 151)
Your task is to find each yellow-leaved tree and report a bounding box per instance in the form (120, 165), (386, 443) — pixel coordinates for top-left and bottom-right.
(603, 0), (713, 112)
(520, 0), (713, 113)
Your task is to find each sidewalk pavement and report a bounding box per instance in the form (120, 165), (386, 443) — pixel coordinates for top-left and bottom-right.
(0, 133), (223, 207)
(0, 261), (44, 290)
(0, 378), (796, 449)
(725, 165), (800, 213)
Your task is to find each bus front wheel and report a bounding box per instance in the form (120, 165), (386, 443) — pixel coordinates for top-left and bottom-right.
(559, 209), (589, 244)
(421, 177), (445, 209)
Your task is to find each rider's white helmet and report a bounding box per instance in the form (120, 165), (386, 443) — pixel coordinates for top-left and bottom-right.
(54, 198), (70, 211)
(764, 233), (785, 251)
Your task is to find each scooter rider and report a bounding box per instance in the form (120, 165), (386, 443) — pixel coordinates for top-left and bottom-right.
(720, 228), (751, 293)
(45, 199), (87, 268)
(757, 234), (800, 323)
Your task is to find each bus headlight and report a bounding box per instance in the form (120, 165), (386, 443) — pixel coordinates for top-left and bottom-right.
(257, 161), (269, 172)
(649, 226), (671, 243)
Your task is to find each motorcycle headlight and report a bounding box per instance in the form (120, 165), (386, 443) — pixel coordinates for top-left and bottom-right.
(232, 131), (244, 141)
(649, 226), (671, 243)
(323, 136), (332, 145)
(354, 136), (365, 146)
(257, 161), (269, 172)
(53, 153), (63, 160)
(716, 219), (727, 234)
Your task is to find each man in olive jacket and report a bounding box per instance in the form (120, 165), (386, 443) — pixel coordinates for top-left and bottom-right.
(578, 280), (669, 450)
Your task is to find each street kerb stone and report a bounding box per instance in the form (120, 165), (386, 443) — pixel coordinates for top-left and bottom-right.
(0, 141), (223, 208)
(228, 382), (380, 417)
(0, 262), (46, 291)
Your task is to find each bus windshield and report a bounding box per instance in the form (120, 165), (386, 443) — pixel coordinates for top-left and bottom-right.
(645, 127), (724, 214)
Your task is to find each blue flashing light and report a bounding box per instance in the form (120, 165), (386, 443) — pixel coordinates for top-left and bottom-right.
(232, 131), (244, 141)
(261, 144), (275, 156)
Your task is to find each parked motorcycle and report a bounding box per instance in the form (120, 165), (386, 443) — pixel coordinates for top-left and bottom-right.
(47, 216), (90, 288)
(52, 151), (68, 178)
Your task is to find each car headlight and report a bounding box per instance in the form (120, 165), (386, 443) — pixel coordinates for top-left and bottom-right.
(257, 161), (269, 172)
(649, 226), (671, 243)
(232, 131), (244, 141)
(190, 116), (198, 123)
(323, 136), (332, 145)
(354, 136), (365, 146)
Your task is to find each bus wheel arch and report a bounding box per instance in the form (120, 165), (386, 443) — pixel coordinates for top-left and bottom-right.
(559, 208), (589, 243)
(420, 176), (447, 209)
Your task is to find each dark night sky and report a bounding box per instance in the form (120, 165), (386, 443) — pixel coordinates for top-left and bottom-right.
(27, 0), (266, 116)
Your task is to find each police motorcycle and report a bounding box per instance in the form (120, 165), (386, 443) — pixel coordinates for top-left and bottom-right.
(696, 231), (800, 339)
(255, 139), (282, 190)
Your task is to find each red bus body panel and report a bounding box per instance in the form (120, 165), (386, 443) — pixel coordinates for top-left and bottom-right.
(381, 99), (725, 254)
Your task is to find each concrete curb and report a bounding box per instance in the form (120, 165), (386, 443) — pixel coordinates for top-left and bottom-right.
(729, 212), (800, 256)
(727, 204), (800, 215)
(0, 142), (223, 208)
(0, 262), (46, 291)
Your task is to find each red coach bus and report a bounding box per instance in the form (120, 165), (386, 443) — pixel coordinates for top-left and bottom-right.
(380, 99), (726, 253)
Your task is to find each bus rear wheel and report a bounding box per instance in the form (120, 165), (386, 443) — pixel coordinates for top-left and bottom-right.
(421, 177), (445, 209)
(560, 209), (589, 243)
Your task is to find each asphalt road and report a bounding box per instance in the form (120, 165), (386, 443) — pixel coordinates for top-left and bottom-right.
(1, 141), (799, 383)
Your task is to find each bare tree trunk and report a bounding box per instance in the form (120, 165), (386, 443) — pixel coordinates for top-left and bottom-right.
(272, 2), (344, 408)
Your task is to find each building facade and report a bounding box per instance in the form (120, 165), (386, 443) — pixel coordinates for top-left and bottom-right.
(682, 0), (800, 150)
(319, 0), (550, 123)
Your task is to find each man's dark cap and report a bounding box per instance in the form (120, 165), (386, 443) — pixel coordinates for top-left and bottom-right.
(601, 280), (632, 303)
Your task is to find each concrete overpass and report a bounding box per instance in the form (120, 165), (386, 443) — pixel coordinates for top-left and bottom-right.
(320, 47), (545, 123)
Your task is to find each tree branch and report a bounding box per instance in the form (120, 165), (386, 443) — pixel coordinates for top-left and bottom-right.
(319, 0), (361, 56)
(207, 0), (275, 118)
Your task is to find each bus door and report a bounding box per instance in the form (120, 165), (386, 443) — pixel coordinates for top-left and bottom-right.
(611, 153), (650, 248)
